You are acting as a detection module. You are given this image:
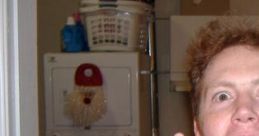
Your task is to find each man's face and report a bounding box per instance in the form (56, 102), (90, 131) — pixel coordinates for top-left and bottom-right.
(194, 45), (259, 136)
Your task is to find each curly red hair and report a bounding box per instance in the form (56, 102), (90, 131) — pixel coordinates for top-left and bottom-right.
(187, 16), (259, 118)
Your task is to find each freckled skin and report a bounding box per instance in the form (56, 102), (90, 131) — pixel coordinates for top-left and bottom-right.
(194, 45), (259, 136)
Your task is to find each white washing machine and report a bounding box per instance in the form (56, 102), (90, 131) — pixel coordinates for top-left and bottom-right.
(44, 52), (151, 136)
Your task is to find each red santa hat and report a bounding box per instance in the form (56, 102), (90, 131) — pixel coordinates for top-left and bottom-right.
(75, 63), (103, 86)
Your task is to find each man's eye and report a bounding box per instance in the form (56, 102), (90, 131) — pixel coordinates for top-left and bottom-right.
(213, 92), (232, 102)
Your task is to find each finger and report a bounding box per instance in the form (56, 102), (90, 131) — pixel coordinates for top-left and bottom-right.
(174, 132), (184, 136)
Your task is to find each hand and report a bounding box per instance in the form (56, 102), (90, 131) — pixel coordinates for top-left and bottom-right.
(174, 132), (185, 136)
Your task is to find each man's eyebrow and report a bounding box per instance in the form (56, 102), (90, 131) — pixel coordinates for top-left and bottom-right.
(207, 81), (235, 89)
(205, 78), (259, 92)
(208, 77), (259, 88)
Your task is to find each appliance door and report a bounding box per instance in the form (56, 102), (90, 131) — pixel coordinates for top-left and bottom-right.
(44, 52), (150, 136)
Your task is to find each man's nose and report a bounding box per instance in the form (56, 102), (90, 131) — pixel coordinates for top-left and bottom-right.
(232, 97), (258, 125)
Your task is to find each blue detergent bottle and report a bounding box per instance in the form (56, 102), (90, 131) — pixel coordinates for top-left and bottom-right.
(61, 16), (87, 52)
(73, 12), (89, 52)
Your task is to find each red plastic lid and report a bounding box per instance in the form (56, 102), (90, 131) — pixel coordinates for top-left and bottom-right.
(75, 63), (103, 86)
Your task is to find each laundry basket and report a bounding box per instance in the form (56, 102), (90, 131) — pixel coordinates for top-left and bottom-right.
(80, 0), (152, 51)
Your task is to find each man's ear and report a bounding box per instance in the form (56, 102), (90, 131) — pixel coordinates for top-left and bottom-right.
(194, 119), (201, 136)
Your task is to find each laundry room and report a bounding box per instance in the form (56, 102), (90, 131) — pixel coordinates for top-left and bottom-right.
(36, 0), (259, 136)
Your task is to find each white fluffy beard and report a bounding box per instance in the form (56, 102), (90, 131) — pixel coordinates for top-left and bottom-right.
(65, 86), (107, 127)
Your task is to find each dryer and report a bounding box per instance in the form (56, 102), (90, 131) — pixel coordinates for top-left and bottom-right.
(44, 52), (151, 136)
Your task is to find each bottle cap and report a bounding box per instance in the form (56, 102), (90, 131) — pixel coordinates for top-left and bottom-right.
(66, 16), (75, 25)
(73, 12), (81, 22)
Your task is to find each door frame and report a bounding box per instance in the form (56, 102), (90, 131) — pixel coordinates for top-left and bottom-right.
(0, 0), (38, 136)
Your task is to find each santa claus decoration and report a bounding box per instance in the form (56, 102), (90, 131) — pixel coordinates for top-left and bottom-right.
(65, 63), (106, 127)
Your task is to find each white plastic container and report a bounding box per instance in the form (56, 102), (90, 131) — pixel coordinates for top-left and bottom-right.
(80, 0), (152, 51)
